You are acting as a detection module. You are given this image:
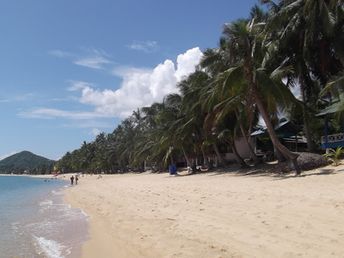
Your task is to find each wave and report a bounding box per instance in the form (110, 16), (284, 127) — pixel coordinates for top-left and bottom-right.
(34, 235), (71, 258)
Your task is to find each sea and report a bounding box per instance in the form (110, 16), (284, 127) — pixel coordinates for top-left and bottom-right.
(0, 176), (88, 258)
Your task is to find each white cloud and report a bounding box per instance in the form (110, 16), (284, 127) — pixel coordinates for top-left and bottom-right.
(77, 47), (203, 118)
(0, 93), (35, 103)
(49, 48), (112, 70)
(175, 47), (203, 81)
(90, 128), (102, 137)
(48, 96), (78, 102)
(128, 40), (158, 53)
(74, 48), (112, 69)
(74, 56), (111, 70)
(22, 47), (203, 119)
(62, 120), (114, 129)
(20, 108), (110, 120)
(49, 49), (73, 58)
(67, 81), (94, 91)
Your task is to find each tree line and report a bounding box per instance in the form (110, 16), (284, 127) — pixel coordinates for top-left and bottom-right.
(56, 1), (344, 175)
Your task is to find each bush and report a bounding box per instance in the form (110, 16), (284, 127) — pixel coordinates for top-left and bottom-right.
(323, 147), (344, 166)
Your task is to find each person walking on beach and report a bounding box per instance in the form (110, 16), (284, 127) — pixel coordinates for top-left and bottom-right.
(70, 175), (74, 185)
(75, 175), (79, 185)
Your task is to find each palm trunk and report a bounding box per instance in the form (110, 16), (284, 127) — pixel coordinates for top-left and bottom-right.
(182, 147), (191, 167)
(231, 140), (247, 167)
(274, 146), (286, 162)
(254, 93), (301, 174)
(235, 110), (259, 164)
(213, 143), (225, 167)
(299, 75), (316, 152)
(244, 56), (301, 175)
(298, 32), (315, 153)
(201, 146), (209, 166)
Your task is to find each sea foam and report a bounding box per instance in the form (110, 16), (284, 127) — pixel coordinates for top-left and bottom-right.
(34, 235), (70, 258)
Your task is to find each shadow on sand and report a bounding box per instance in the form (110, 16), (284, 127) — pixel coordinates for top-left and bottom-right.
(170, 164), (338, 180)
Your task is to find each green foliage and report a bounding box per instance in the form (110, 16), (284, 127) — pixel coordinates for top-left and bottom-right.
(323, 147), (344, 166)
(0, 151), (55, 174)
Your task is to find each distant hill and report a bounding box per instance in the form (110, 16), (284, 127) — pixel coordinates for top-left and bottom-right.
(0, 151), (55, 174)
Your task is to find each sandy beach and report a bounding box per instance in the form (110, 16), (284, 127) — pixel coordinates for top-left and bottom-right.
(65, 166), (344, 258)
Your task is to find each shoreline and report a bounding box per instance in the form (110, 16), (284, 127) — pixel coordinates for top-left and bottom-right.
(65, 166), (344, 257)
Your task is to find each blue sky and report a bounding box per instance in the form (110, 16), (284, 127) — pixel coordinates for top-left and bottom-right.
(0, 0), (257, 160)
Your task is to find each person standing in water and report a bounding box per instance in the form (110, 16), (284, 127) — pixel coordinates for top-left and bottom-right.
(70, 175), (74, 185)
(75, 175), (79, 185)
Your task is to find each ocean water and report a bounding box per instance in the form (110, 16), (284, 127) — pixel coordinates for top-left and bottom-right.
(0, 176), (88, 258)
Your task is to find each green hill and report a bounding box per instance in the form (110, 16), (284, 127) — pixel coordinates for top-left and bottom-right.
(0, 151), (55, 174)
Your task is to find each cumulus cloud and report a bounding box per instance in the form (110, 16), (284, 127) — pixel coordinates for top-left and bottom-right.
(22, 47), (203, 119)
(77, 47), (203, 117)
(175, 47), (203, 81)
(127, 40), (159, 53)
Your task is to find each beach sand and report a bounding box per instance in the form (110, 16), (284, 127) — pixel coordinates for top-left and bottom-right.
(65, 165), (344, 258)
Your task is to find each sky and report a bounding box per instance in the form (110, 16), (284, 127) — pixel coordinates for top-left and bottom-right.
(0, 0), (258, 160)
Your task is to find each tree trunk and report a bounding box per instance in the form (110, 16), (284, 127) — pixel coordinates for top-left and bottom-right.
(243, 55), (301, 174)
(254, 93), (301, 175)
(201, 146), (209, 167)
(274, 146), (286, 162)
(231, 140), (247, 167)
(299, 75), (316, 152)
(235, 110), (260, 164)
(213, 143), (225, 167)
(182, 147), (191, 167)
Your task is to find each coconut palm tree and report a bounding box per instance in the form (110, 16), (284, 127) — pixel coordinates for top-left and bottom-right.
(221, 15), (301, 173)
(262, 0), (344, 151)
(201, 46), (260, 164)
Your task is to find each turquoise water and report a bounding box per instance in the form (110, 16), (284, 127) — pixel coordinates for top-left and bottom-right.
(0, 176), (88, 258)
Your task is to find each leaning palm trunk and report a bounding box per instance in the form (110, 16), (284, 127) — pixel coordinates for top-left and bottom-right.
(243, 57), (301, 174)
(236, 114), (260, 164)
(230, 140), (247, 167)
(254, 92), (301, 174)
(274, 146), (286, 162)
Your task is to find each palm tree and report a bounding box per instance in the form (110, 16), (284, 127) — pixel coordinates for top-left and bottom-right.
(201, 46), (260, 164)
(178, 71), (218, 167)
(221, 15), (301, 173)
(263, 0), (344, 151)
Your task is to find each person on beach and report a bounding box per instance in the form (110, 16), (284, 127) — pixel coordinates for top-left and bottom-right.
(75, 175), (79, 185)
(70, 175), (74, 185)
